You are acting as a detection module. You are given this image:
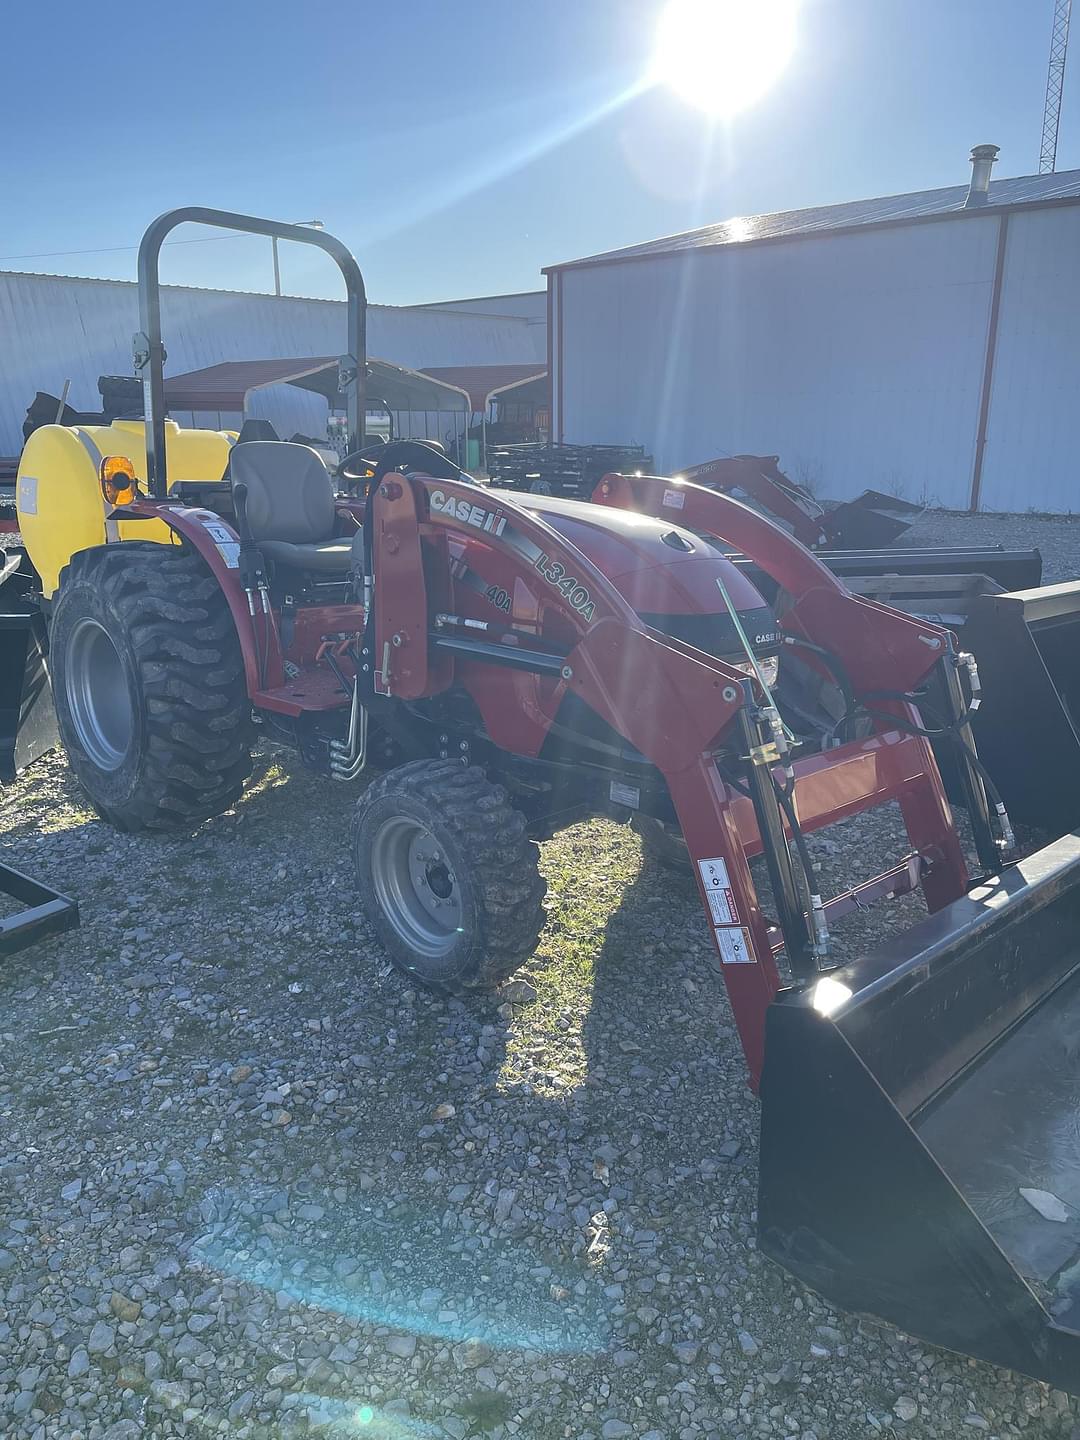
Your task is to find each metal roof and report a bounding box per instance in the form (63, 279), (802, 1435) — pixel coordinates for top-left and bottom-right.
(163, 357), (472, 414)
(164, 358), (337, 409)
(545, 167), (1080, 272)
(420, 365), (548, 411)
(0, 271), (546, 454)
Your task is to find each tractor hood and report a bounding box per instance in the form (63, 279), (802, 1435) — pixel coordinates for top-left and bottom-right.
(490, 489), (780, 663)
(491, 490), (767, 618)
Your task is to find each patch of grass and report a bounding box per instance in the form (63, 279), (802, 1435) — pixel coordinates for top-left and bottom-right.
(461, 1388), (513, 1429)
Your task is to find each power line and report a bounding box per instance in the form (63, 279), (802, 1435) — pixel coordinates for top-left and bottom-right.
(0, 229), (262, 264)
(2, 232), (251, 263)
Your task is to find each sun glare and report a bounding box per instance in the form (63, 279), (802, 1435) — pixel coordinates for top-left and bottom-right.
(653, 0), (797, 117)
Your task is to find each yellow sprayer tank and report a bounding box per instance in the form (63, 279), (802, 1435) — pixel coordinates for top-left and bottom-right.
(17, 419), (234, 596)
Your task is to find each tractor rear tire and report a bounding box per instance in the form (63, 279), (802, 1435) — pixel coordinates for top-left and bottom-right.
(50, 542), (252, 831)
(352, 759), (547, 993)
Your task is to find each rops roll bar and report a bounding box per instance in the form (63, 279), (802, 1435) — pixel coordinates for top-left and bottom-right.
(135, 207), (367, 498)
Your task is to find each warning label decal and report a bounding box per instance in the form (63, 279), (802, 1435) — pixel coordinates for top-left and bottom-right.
(714, 927), (756, 965)
(697, 856), (740, 925)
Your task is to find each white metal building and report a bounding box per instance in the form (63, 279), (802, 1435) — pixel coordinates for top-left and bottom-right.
(545, 154), (1080, 513)
(0, 273), (546, 456)
(415, 290), (547, 322)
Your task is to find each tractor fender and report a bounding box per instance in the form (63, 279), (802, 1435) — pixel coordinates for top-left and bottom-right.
(115, 501), (281, 694)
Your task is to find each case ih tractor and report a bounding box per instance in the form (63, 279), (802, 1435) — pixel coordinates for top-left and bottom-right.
(14, 209), (1080, 1391)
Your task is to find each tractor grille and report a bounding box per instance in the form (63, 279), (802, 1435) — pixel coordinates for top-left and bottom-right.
(638, 606), (780, 665)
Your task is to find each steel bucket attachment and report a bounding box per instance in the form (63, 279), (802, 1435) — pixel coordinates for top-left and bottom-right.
(0, 554), (57, 782)
(959, 582), (1080, 835)
(759, 832), (1080, 1392)
(820, 488), (925, 548)
(841, 571), (1080, 835)
(822, 546), (1043, 592)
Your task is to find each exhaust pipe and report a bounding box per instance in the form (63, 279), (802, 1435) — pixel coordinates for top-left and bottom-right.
(965, 144), (1000, 207)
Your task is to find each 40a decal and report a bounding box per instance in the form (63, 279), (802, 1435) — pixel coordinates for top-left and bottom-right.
(485, 584), (511, 614)
(533, 552), (595, 622)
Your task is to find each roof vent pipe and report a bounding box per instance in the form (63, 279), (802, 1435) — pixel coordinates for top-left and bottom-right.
(965, 144), (1000, 206)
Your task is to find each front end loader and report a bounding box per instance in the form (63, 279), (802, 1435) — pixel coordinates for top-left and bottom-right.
(677, 453), (926, 549)
(12, 207), (1080, 1391)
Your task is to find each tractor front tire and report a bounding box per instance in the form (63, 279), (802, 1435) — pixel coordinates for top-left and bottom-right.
(352, 759), (547, 993)
(51, 542), (252, 831)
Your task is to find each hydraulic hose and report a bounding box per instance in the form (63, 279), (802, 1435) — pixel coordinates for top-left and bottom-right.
(770, 770), (830, 958)
(862, 703), (1007, 809)
(781, 635), (857, 742)
(716, 755), (827, 961)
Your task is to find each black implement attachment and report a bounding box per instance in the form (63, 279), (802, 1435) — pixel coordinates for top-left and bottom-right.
(842, 570), (1080, 836)
(0, 860), (78, 955)
(821, 545), (1043, 593)
(820, 488), (925, 548)
(760, 832), (1080, 1393)
(0, 553), (57, 781)
(0, 554), (78, 949)
(487, 442), (655, 499)
(680, 455), (925, 549)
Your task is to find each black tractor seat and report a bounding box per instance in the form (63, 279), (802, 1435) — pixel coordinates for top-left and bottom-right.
(260, 535), (356, 573)
(228, 440), (356, 576)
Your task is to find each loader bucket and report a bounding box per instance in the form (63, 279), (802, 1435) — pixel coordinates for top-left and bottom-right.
(759, 832), (1080, 1392)
(821, 488), (925, 548)
(821, 545), (1043, 592)
(837, 571), (1080, 835)
(959, 582), (1080, 835)
(0, 558), (56, 781)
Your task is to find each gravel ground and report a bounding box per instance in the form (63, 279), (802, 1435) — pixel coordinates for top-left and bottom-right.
(901, 508), (1080, 583)
(2, 509), (1080, 1440)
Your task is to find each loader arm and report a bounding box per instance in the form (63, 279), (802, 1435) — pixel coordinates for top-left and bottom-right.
(591, 472), (953, 695)
(679, 455), (829, 548)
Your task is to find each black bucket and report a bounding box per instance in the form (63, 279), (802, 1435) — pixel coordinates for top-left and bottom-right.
(759, 832), (1080, 1392)
(960, 583), (1080, 835)
(0, 559), (56, 782)
(822, 546), (1043, 592)
(821, 489), (925, 548)
(838, 571), (1080, 835)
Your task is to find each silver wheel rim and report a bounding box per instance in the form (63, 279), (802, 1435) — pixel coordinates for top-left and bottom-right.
(66, 617), (134, 772)
(370, 816), (462, 959)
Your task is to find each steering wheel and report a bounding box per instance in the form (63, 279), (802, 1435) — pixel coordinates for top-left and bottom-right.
(369, 440), (464, 485)
(338, 438), (465, 495)
(336, 437), (390, 490)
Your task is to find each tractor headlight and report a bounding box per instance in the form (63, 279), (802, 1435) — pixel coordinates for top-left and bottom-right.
(100, 455), (140, 507)
(732, 654), (779, 689)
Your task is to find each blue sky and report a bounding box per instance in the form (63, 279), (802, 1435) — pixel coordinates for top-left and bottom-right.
(2, 1), (1075, 304)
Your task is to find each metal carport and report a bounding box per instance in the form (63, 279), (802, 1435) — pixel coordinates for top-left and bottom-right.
(162, 357), (473, 463)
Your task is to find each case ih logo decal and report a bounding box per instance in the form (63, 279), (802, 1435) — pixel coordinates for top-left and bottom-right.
(429, 490), (507, 536)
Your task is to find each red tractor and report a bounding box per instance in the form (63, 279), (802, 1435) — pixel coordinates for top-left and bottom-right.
(16, 210), (1080, 1392)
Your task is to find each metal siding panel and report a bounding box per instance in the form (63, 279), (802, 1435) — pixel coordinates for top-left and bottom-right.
(559, 220), (997, 507)
(0, 275), (540, 454)
(978, 208), (1080, 513)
